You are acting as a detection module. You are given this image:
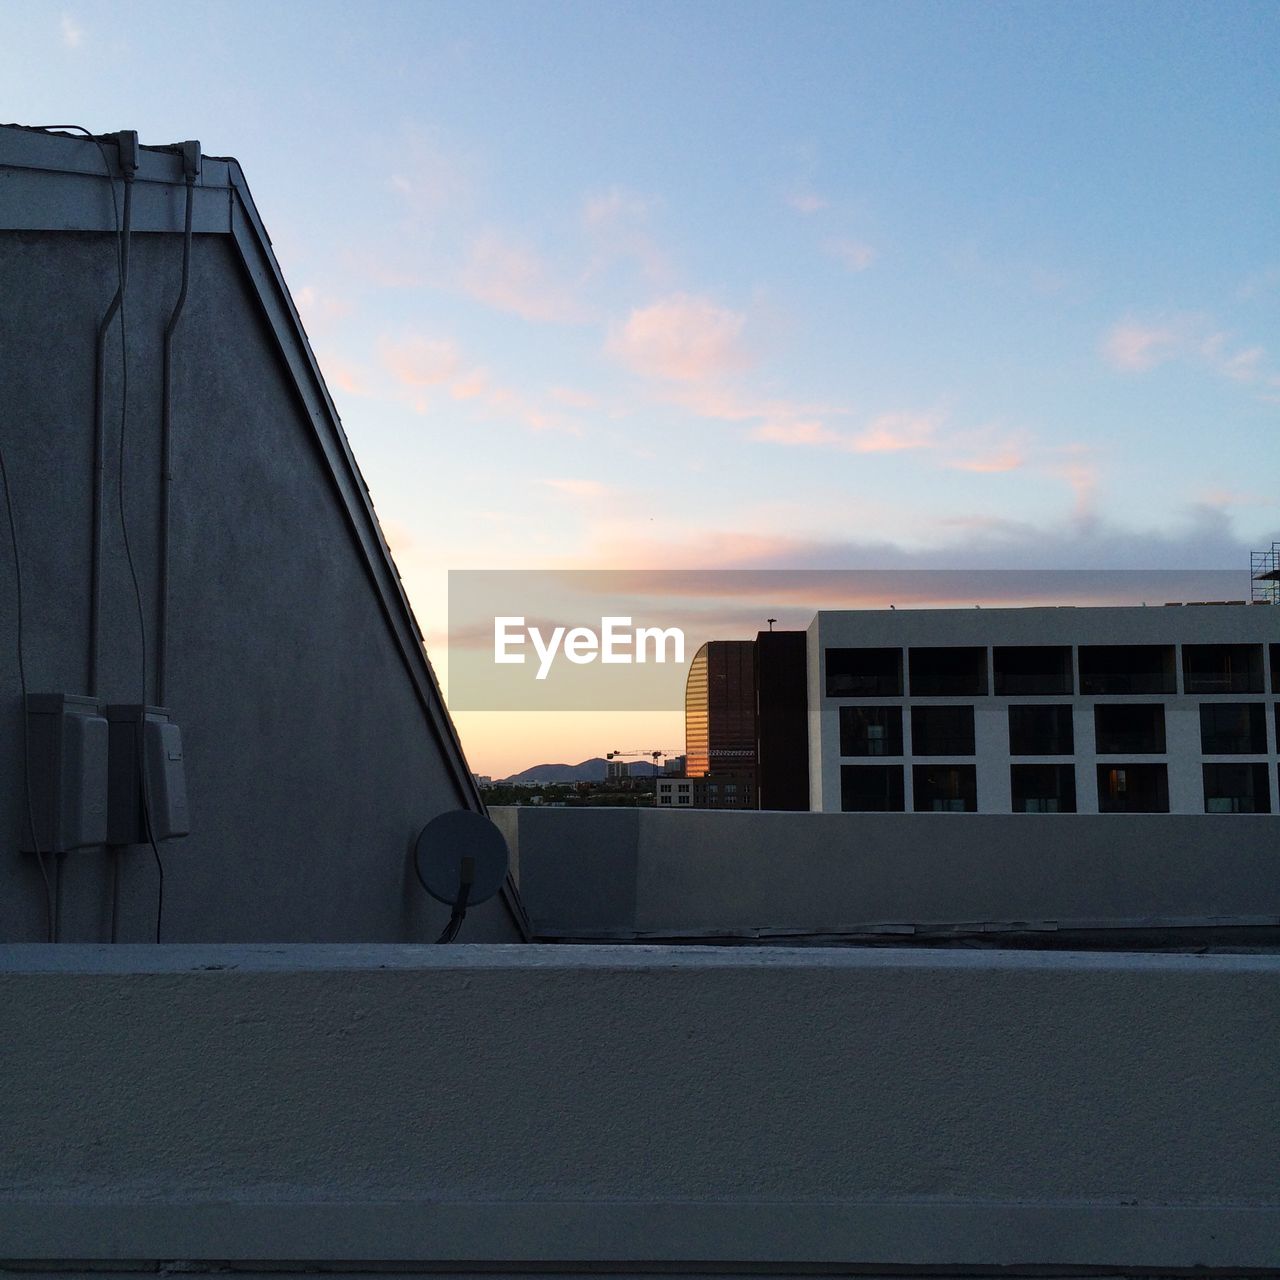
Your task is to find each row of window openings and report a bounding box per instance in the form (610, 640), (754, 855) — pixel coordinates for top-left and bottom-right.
(840, 763), (1275, 814)
(825, 644), (1278, 698)
(665, 782), (747, 794)
(840, 703), (1278, 758)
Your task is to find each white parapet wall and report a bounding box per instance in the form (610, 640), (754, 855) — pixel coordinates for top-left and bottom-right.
(493, 806), (1280, 940)
(0, 942), (1277, 1274)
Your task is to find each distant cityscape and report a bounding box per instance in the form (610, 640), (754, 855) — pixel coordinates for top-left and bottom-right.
(484, 551), (1280, 815)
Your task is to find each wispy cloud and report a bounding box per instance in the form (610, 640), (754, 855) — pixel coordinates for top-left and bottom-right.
(59, 14), (84, 46)
(379, 335), (462, 387)
(607, 293), (752, 382)
(540, 478), (614, 499)
(459, 231), (588, 323)
(1102, 311), (1280, 396)
(295, 285), (352, 333)
(786, 190), (828, 214)
(850, 411), (939, 453)
(823, 237), (876, 272)
(582, 188), (671, 284)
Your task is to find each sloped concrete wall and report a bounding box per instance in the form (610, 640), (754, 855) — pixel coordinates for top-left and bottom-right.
(497, 807), (1280, 938)
(0, 943), (1276, 1273)
(0, 214), (519, 942)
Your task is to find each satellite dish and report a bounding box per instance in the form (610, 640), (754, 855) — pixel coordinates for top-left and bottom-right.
(414, 810), (509, 909)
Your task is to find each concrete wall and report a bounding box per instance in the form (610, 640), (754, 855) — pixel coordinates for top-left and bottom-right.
(0, 943), (1276, 1274)
(809, 606), (1280, 813)
(0, 128), (522, 943)
(495, 806), (1280, 939)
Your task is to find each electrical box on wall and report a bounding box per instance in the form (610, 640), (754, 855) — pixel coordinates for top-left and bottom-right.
(22, 694), (110, 852)
(106, 705), (191, 845)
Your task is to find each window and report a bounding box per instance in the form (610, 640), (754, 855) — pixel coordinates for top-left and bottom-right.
(1272, 645), (1279, 694)
(659, 795), (671, 805)
(1008, 704), (1074, 755)
(1011, 764), (1077, 813)
(911, 705), (975, 755)
(912, 764), (977, 812)
(678, 783), (690, 793)
(1097, 763), (1169, 813)
(1094, 703), (1165, 754)
(1200, 703), (1266, 754)
(825, 647), (902, 697)
(1182, 644), (1264, 694)
(839, 706), (903, 756)
(677, 795), (690, 805)
(908, 647), (987, 696)
(1079, 645), (1176, 695)
(994, 646), (1073, 695)
(841, 764), (905, 812)
(1203, 763), (1271, 813)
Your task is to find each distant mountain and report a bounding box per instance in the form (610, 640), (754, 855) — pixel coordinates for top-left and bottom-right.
(497, 757), (660, 784)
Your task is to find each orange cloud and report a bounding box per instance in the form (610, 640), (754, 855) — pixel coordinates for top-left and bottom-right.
(608, 293), (752, 382)
(750, 420), (843, 447)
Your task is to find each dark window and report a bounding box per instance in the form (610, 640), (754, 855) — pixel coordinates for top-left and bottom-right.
(1203, 763), (1271, 814)
(1272, 644), (1279, 693)
(993, 646), (1073, 695)
(1008, 704), (1074, 755)
(1011, 764), (1077, 813)
(1182, 644), (1264, 694)
(826, 647), (902, 697)
(1094, 703), (1166, 754)
(841, 764), (905, 812)
(1097, 763), (1169, 813)
(1079, 645), (1176, 695)
(1200, 703), (1267, 754)
(908, 647), (987, 696)
(839, 706), (903, 756)
(911, 705), (975, 755)
(913, 764), (977, 812)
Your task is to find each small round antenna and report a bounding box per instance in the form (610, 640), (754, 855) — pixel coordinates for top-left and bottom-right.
(414, 810), (510, 942)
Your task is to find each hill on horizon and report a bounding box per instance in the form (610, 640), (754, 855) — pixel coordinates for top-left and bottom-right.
(496, 757), (660, 784)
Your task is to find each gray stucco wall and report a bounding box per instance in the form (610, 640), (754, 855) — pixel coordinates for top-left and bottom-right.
(1, 943), (1276, 1272)
(0, 141), (521, 943)
(497, 807), (1280, 939)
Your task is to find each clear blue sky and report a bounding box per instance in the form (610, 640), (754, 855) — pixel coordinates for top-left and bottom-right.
(5, 0), (1278, 770)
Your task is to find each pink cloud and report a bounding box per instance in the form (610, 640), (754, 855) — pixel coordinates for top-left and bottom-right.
(459, 231), (587, 323)
(379, 335), (462, 387)
(540, 478), (613, 499)
(849, 411), (939, 453)
(1102, 320), (1184, 372)
(823, 238), (876, 272)
(582, 188), (671, 283)
(608, 293), (752, 382)
(750, 420), (843, 447)
(947, 449), (1025, 474)
(786, 190), (828, 214)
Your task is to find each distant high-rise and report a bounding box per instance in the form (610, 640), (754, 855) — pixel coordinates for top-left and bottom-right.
(682, 640), (756, 807)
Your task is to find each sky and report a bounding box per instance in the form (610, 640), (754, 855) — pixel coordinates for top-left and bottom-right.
(5, 0), (1278, 775)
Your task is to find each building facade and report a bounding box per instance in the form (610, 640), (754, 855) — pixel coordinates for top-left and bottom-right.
(671, 640), (757, 808)
(809, 605), (1280, 814)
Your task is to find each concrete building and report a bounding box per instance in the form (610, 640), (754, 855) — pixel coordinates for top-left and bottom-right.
(809, 604), (1280, 814)
(0, 124), (524, 944)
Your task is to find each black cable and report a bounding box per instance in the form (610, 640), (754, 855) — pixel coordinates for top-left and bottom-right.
(436, 856), (475, 943)
(158, 169), (195, 707)
(109, 171), (168, 944)
(0, 442), (54, 942)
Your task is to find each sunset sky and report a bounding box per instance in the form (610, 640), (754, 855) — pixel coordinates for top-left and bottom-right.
(7, 0), (1278, 775)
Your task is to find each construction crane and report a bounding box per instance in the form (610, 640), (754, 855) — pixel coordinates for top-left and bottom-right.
(606, 748), (680, 768)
